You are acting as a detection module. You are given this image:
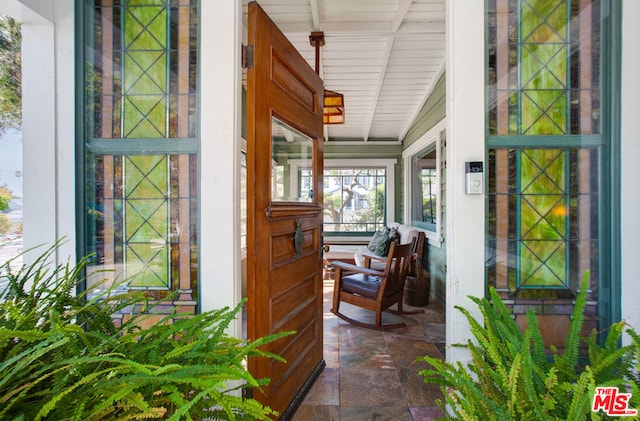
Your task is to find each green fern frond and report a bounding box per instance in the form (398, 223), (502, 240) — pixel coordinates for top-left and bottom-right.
(566, 366), (595, 421)
(1, 243), (287, 421)
(555, 273), (589, 381)
(520, 329), (553, 421)
(507, 352), (522, 419)
(487, 287), (524, 341)
(525, 309), (548, 368)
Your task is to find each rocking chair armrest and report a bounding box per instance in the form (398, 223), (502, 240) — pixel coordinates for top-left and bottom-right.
(361, 251), (388, 269)
(329, 260), (385, 277)
(366, 253), (388, 263)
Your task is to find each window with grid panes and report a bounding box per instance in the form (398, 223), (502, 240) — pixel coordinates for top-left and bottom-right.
(486, 0), (610, 333)
(80, 0), (199, 313)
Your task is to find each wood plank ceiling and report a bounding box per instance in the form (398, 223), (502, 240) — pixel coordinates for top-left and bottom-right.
(242, 0), (446, 143)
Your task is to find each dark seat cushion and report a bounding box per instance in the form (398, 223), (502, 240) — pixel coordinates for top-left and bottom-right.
(341, 273), (381, 299)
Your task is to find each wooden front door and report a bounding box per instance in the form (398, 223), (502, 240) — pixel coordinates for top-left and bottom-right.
(246, 2), (325, 417)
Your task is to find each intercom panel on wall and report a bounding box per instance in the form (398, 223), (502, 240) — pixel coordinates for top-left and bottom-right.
(465, 161), (483, 195)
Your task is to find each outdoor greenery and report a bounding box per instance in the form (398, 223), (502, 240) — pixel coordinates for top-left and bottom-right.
(324, 170), (385, 232)
(0, 186), (11, 212)
(352, 184), (385, 229)
(0, 243), (290, 420)
(420, 275), (640, 420)
(0, 15), (21, 134)
(324, 170), (363, 232)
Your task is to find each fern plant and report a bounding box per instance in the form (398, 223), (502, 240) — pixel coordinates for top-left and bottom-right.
(420, 274), (640, 420)
(0, 243), (291, 420)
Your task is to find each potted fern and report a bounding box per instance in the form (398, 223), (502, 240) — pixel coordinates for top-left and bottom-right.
(0, 243), (290, 420)
(420, 275), (640, 420)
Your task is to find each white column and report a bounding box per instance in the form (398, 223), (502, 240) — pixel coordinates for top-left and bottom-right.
(53, 0), (76, 265)
(21, 20), (57, 264)
(445, 0), (486, 363)
(199, 0), (243, 334)
(16, 0), (75, 267)
(621, 0), (640, 344)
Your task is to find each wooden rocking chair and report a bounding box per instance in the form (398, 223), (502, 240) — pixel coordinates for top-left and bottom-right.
(329, 240), (424, 330)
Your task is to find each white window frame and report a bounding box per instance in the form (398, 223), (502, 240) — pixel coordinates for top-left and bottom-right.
(289, 158), (396, 242)
(403, 118), (446, 248)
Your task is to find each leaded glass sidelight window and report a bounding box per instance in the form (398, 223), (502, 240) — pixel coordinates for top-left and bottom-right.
(81, 0), (198, 313)
(487, 0), (605, 334)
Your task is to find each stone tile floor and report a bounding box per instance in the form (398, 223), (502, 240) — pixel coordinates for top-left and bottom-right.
(291, 279), (447, 421)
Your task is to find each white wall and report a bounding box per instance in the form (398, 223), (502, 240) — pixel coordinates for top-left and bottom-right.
(52, 1), (76, 265)
(3, 0), (76, 265)
(621, 0), (640, 342)
(199, 1), (243, 334)
(445, 0), (486, 363)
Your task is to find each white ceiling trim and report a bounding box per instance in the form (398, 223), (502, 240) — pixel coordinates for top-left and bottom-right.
(323, 140), (402, 146)
(309, 0), (320, 30)
(399, 61), (445, 140)
(363, 36), (395, 141)
(361, 0), (413, 141)
(392, 0), (414, 32)
(274, 21), (444, 36)
(242, 0), (446, 142)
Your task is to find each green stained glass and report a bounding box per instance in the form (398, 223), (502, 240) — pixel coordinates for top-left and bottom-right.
(521, 4), (545, 41)
(124, 52), (166, 94)
(521, 240), (566, 287)
(123, 96), (166, 138)
(84, 1), (199, 301)
(521, 196), (565, 240)
(126, 200), (168, 242)
(518, 148), (568, 288)
(545, 200), (568, 236)
(521, 44), (566, 90)
(123, 5), (168, 139)
(126, 155), (167, 198)
(521, 149), (565, 193)
(521, 194), (561, 220)
(126, 243), (169, 288)
(521, 0), (567, 43)
(487, 0), (602, 305)
(123, 155), (170, 288)
(518, 0), (569, 135)
(128, 0), (167, 6)
(523, 167), (562, 194)
(521, 91), (566, 134)
(546, 2), (568, 39)
(124, 7), (166, 50)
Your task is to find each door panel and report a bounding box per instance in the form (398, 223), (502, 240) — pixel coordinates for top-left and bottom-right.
(246, 2), (325, 417)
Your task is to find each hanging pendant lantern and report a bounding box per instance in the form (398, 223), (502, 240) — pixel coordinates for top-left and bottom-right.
(309, 31), (345, 125)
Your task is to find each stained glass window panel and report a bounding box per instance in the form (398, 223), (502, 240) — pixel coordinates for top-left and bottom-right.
(82, 0), (199, 310)
(87, 0), (198, 140)
(488, 0), (600, 136)
(487, 147), (599, 296)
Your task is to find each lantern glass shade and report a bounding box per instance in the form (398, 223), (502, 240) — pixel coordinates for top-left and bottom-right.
(323, 89), (344, 124)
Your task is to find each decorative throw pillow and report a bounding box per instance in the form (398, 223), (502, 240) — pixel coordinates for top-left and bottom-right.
(388, 227), (398, 243)
(367, 227), (391, 256)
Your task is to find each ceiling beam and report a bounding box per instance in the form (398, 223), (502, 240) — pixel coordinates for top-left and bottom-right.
(398, 61), (445, 140)
(274, 21), (444, 36)
(361, 1), (411, 141)
(391, 0), (413, 32)
(309, 0), (320, 30)
(363, 36), (395, 141)
(307, 1), (328, 140)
